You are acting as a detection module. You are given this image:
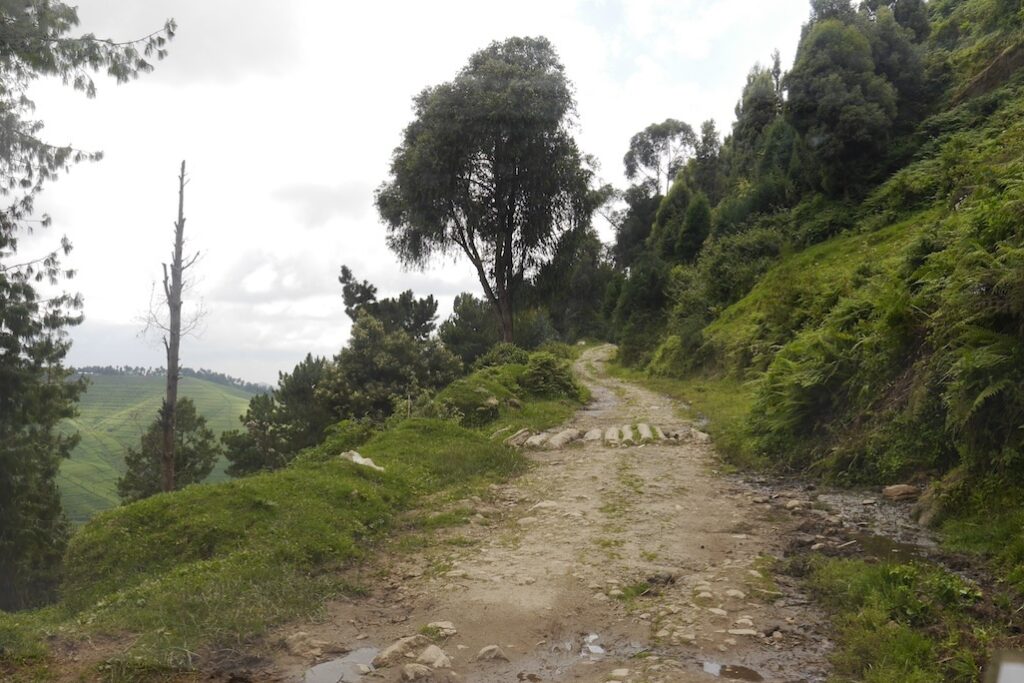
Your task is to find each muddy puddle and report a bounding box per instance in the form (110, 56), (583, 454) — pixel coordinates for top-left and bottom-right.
(701, 661), (765, 680)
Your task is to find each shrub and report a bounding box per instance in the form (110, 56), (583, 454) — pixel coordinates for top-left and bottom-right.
(520, 352), (579, 399)
(474, 342), (529, 369)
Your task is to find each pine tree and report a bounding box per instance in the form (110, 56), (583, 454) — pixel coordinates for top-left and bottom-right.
(117, 398), (219, 503)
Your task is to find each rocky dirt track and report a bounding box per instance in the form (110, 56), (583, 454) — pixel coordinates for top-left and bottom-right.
(267, 345), (834, 683)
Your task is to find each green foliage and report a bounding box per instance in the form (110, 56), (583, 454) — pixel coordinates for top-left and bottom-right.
(439, 293), (499, 366)
(520, 352), (580, 399)
(649, 177), (691, 257)
(431, 363), (525, 427)
(786, 18), (897, 194)
(526, 227), (614, 341)
(611, 253), (670, 366)
(376, 36), (592, 341)
(116, 398), (220, 503)
(623, 118), (696, 194)
(611, 184), (662, 268)
(319, 313), (462, 423)
(474, 342), (529, 369)
(222, 354), (333, 477)
(338, 265), (438, 340)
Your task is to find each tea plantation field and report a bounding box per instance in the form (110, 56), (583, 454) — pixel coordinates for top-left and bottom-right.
(58, 375), (255, 523)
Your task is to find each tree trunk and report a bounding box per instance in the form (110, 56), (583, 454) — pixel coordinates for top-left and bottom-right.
(160, 160), (187, 493)
(497, 292), (514, 343)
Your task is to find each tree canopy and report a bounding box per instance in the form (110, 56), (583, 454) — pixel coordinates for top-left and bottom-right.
(338, 265), (438, 340)
(623, 119), (698, 195)
(376, 36), (592, 342)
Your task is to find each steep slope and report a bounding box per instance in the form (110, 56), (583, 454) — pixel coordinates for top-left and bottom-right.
(58, 375), (254, 522)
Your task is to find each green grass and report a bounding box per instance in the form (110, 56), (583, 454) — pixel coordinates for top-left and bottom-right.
(802, 557), (991, 682)
(58, 375), (255, 523)
(5, 418), (527, 676)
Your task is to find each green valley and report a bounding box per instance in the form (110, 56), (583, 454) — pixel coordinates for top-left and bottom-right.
(58, 375), (255, 523)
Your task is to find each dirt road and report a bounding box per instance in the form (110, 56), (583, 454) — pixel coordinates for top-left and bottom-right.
(270, 345), (831, 683)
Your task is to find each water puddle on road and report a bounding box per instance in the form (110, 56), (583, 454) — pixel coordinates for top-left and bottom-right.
(303, 647), (378, 683)
(701, 661), (764, 681)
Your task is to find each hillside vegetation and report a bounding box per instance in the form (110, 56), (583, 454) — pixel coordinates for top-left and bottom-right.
(58, 375), (254, 523)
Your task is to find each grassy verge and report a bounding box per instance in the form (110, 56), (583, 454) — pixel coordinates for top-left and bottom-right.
(604, 361), (761, 469)
(793, 555), (1006, 682)
(2, 418), (528, 679)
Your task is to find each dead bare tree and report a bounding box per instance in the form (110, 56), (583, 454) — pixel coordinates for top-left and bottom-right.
(150, 160), (202, 493)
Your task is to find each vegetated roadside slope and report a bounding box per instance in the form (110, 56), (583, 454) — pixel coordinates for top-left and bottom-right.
(648, 3), (1024, 494)
(58, 374), (254, 523)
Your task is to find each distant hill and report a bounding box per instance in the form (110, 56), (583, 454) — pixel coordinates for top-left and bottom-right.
(59, 374), (257, 523)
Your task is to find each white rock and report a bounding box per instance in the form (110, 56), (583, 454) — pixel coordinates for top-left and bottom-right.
(474, 644), (509, 662)
(727, 629), (758, 636)
(604, 427), (620, 445)
(609, 669), (630, 680)
(417, 644), (451, 669)
(708, 608), (728, 617)
(504, 428), (531, 447)
(584, 428), (604, 442)
(339, 450), (384, 472)
(525, 433), (550, 448)
(691, 430), (711, 443)
(547, 428), (583, 449)
(654, 426), (667, 440)
(374, 635), (432, 667)
(725, 589), (746, 599)
(401, 663), (434, 680)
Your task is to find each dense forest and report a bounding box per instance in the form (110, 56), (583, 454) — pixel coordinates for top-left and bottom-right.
(5, 0), (1024, 679)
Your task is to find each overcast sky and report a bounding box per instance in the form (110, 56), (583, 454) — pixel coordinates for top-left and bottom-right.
(25, 0), (811, 384)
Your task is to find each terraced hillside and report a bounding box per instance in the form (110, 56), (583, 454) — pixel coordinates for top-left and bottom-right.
(58, 375), (255, 523)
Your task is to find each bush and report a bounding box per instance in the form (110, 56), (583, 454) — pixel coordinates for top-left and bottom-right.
(520, 352), (579, 399)
(292, 419), (377, 466)
(431, 364), (525, 427)
(473, 342), (529, 369)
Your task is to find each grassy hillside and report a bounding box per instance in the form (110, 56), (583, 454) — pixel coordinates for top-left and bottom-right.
(0, 354), (582, 678)
(58, 375), (255, 523)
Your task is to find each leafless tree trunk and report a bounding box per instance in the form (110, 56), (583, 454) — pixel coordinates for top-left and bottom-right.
(159, 160), (198, 492)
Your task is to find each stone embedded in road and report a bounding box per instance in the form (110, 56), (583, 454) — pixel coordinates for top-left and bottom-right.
(504, 428), (531, 447)
(417, 644), (451, 668)
(584, 428), (603, 442)
(525, 433), (550, 448)
(654, 426), (667, 440)
(547, 428), (583, 449)
(620, 425), (635, 445)
(474, 644), (509, 662)
(883, 484), (919, 501)
(708, 608), (728, 617)
(609, 668), (630, 680)
(725, 589), (746, 599)
(637, 423), (654, 441)
(374, 635), (432, 667)
(604, 427), (620, 445)
(691, 429), (711, 443)
(401, 663), (434, 680)
(727, 629), (758, 636)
